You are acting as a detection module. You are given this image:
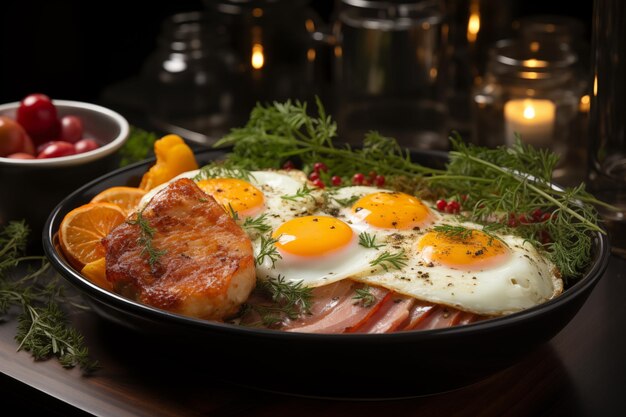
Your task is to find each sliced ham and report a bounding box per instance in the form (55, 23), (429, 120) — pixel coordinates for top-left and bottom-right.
(284, 285), (389, 334)
(412, 305), (463, 330)
(282, 280), (354, 329)
(401, 301), (437, 331)
(352, 295), (416, 334)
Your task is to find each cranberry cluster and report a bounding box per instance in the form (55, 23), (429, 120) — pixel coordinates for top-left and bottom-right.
(282, 161), (386, 189)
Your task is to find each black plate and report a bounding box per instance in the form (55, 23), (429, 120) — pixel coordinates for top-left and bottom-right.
(43, 149), (611, 399)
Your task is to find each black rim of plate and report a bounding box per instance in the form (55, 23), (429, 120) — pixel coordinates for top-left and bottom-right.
(43, 148), (612, 342)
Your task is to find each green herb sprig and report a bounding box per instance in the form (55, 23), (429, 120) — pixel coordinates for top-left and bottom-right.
(243, 276), (313, 327)
(255, 234), (282, 267)
(0, 221), (98, 373)
(358, 232), (384, 250)
(281, 184), (315, 202)
(352, 286), (377, 307)
(127, 209), (166, 267)
(370, 249), (409, 272)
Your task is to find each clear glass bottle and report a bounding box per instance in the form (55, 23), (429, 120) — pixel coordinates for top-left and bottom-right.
(472, 38), (585, 183)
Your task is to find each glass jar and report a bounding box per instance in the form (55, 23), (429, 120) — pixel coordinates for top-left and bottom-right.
(332, 0), (449, 150)
(472, 38), (585, 182)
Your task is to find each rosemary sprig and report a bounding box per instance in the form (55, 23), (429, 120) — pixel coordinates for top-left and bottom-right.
(281, 184), (315, 202)
(0, 221), (98, 373)
(226, 203), (239, 221)
(358, 232), (384, 250)
(370, 249), (408, 272)
(242, 214), (272, 234)
(255, 234), (282, 267)
(127, 209), (166, 267)
(352, 286), (377, 307)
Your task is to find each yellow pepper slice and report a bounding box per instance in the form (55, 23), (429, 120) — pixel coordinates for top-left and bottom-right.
(139, 134), (199, 191)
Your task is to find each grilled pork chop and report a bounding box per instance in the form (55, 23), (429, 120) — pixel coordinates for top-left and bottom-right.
(103, 178), (256, 320)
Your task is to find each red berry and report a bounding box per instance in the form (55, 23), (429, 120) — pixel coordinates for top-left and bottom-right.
(37, 141), (76, 159)
(531, 208), (544, 221)
(518, 214), (530, 224)
(331, 175), (342, 186)
(445, 200), (461, 214)
(541, 212), (552, 222)
(313, 162), (328, 173)
(309, 171), (320, 181)
(374, 175), (385, 187)
(362, 179), (371, 186)
(312, 179), (325, 188)
(282, 160), (295, 170)
(352, 173), (365, 185)
(436, 199), (447, 211)
(507, 213), (519, 227)
(60, 115), (83, 144)
(16, 93), (61, 144)
(74, 138), (99, 154)
(368, 170), (377, 180)
(538, 230), (552, 244)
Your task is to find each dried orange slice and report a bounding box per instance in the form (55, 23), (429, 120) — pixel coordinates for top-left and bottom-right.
(59, 202), (126, 270)
(91, 186), (146, 215)
(81, 257), (112, 291)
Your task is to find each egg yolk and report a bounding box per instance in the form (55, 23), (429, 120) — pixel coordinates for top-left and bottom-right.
(351, 192), (433, 230)
(272, 216), (354, 257)
(196, 178), (264, 216)
(417, 229), (510, 270)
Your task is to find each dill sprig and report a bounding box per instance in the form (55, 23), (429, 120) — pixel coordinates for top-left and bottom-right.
(370, 249), (408, 272)
(281, 184), (315, 202)
(255, 234), (282, 267)
(242, 214), (272, 234)
(243, 275), (313, 327)
(352, 286), (377, 307)
(127, 209), (166, 267)
(213, 99), (608, 280)
(358, 232), (384, 249)
(0, 221), (98, 373)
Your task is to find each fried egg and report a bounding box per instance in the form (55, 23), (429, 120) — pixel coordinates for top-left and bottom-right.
(350, 222), (562, 316)
(254, 214), (381, 287)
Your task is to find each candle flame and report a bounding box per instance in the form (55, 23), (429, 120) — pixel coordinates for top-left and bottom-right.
(251, 43), (264, 70)
(467, 0), (480, 43)
(523, 101), (536, 120)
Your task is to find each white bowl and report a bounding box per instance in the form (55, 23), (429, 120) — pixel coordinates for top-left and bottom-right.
(0, 99), (129, 166)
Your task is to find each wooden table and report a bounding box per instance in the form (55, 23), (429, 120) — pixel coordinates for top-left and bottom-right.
(1, 253), (625, 417)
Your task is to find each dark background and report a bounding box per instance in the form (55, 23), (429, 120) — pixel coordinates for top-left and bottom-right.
(0, 0), (592, 109)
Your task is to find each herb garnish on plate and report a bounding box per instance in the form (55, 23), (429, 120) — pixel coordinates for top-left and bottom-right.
(212, 98), (609, 282)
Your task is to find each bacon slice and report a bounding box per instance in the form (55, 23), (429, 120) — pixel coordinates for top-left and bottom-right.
(103, 178), (256, 320)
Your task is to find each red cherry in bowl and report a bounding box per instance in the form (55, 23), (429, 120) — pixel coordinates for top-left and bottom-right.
(17, 93), (61, 144)
(75, 138), (100, 154)
(37, 141), (76, 159)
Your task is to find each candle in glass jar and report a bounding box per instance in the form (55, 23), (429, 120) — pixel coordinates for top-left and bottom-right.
(504, 98), (556, 147)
